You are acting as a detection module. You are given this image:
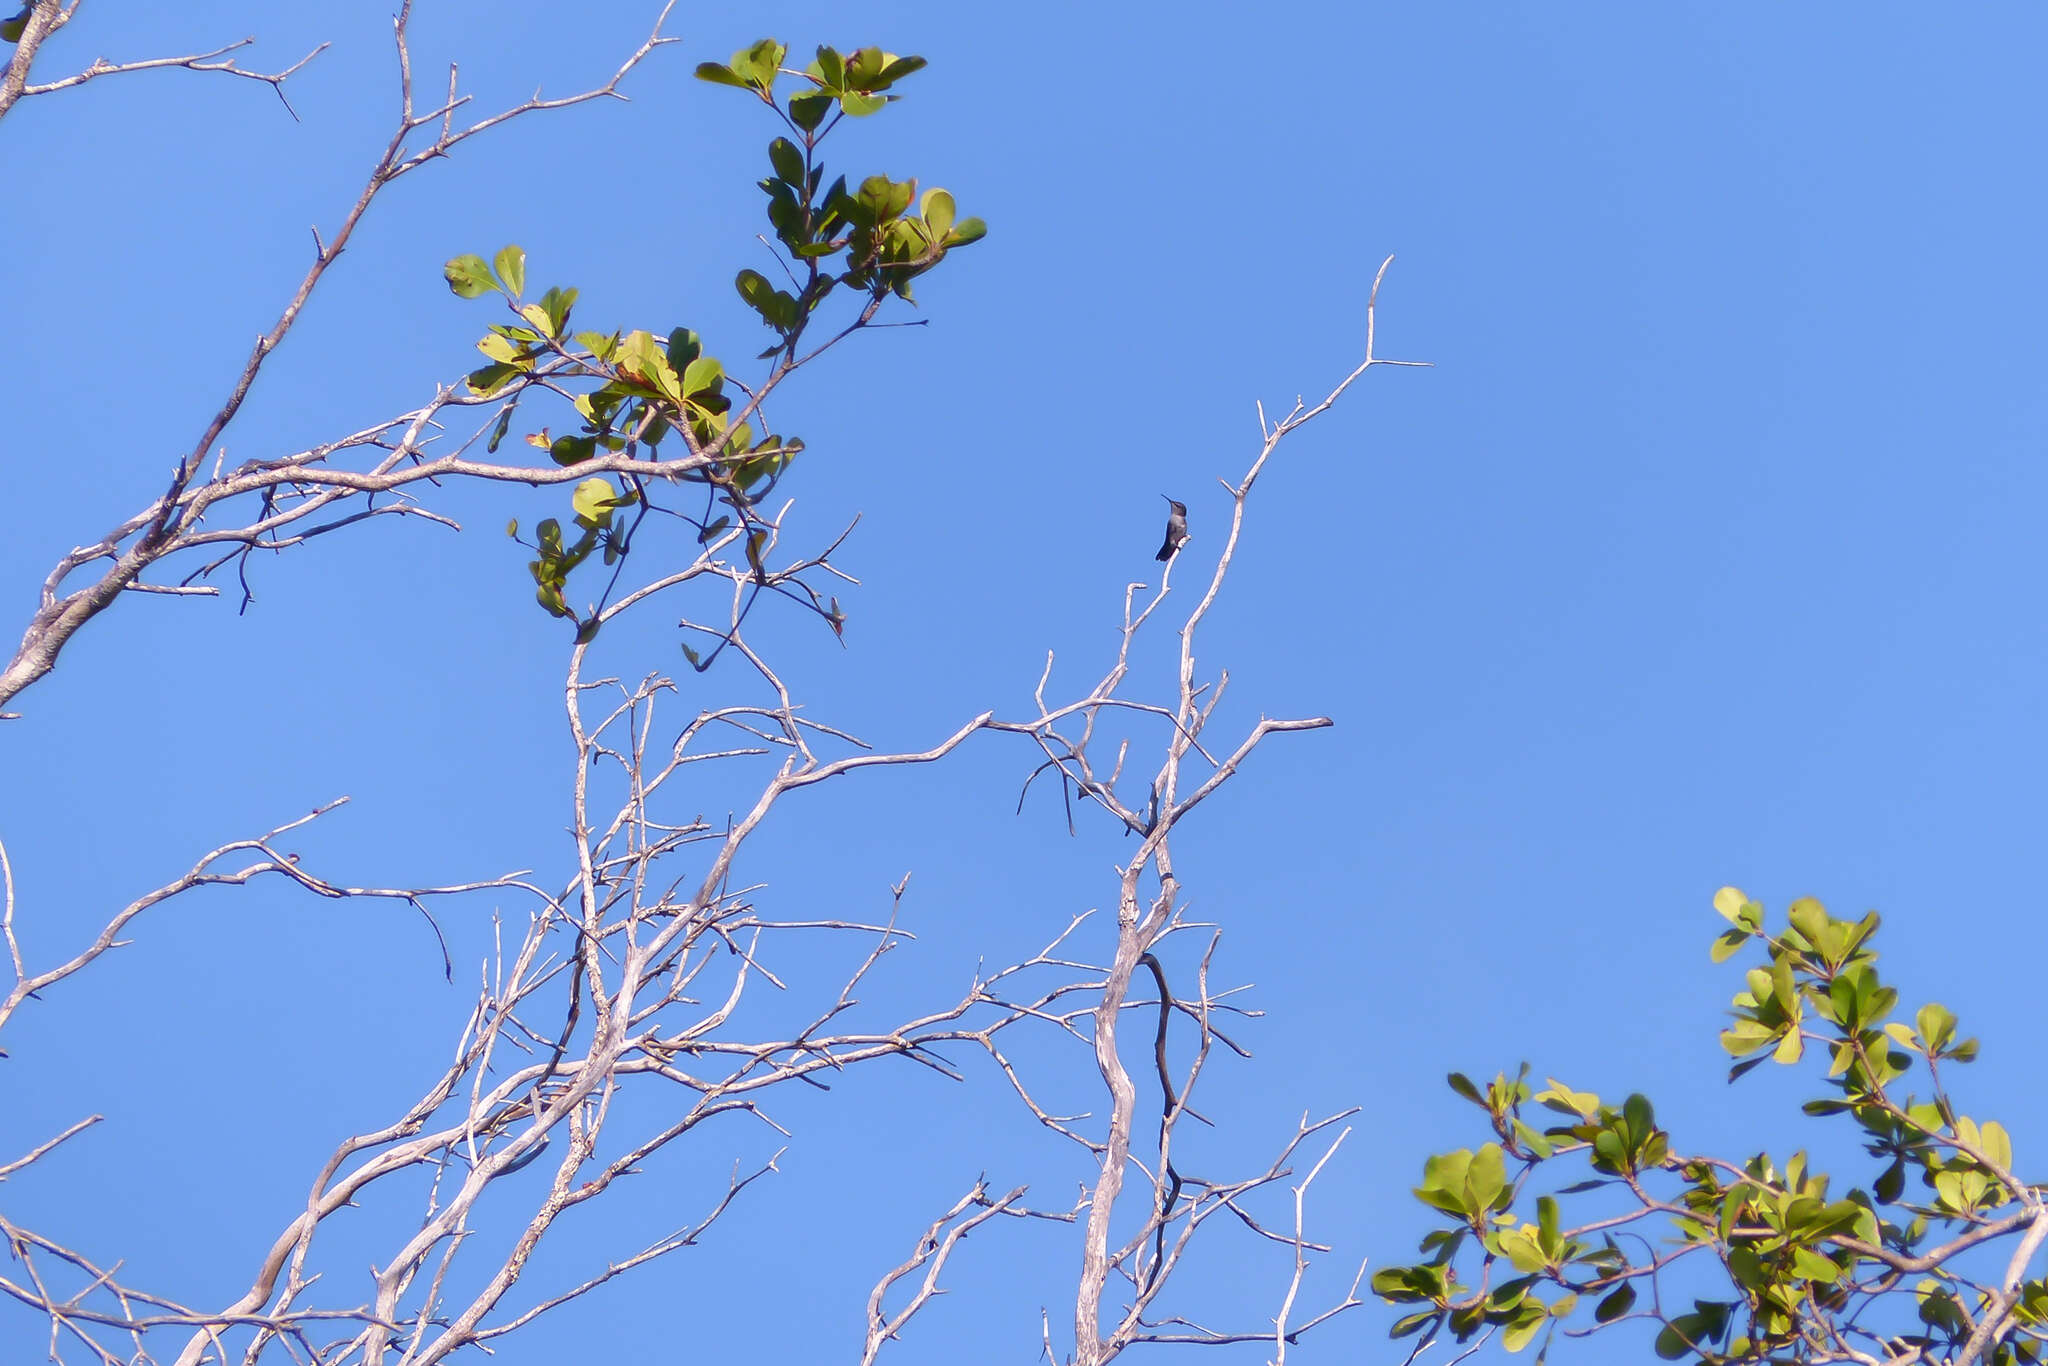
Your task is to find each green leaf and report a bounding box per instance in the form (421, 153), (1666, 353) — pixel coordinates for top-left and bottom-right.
(789, 91), (832, 131)
(665, 327), (702, 370)
(1414, 1149), (1475, 1217)
(1447, 1072), (1485, 1107)
(505, 518), (520, 539)
(486, 407), (514, 453)
(493, 244), (526, 298)
(476, 332), (523, 364)
(617, 330), (684, 405)
(694, 61), (752, 89)
(768, 136), (805, 185)
(535, 581), (571, 618)
(1390, 1310), (1440, 1340)
(465, 362), (519, 397)
(875, 55), (927, 85)
(537, 285), (577, 337)
(730, 37), (786, 91)
(1501, 1308), (1546, 1354)
(946, 216), (988, 247)
(1594, 1283), (1636, 1323)
(1466, 1143), (1507, 1212)
(1791, 1247), (1842, 1282)
(839, 88), (886, 116)
(844, 46), (886, 86)
(1916, 1002), (1958, 1053)
(813, 45), (845, 90)
(1983, 1119), (2014, 1171)
(1501, 1227), (1548, 1274)
(444, 253), (499, 299)
(550, 435), (595, 467)
(921, 187), (956, 238)
(681, 356), (724, 396)
(1786, 895), (1830, 948)
(1654, 1321), (1697, 1360)
(572, 477), (630, 527)
(736, 269), (781, 323)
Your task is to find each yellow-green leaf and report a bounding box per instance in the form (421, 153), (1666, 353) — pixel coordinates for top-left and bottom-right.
(494, 244), (526, 297)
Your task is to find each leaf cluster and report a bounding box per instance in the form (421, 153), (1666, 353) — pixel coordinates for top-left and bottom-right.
(438, 38), (984, 641)
(1374, 891), (2045, 1366)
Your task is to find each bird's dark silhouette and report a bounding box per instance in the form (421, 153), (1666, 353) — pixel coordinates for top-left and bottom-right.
(1156, 496), (1189, 561)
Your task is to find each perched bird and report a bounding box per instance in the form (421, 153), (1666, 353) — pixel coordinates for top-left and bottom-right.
(1156, 496), (1189, 561)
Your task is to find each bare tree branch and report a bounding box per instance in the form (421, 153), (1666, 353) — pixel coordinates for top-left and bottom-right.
(0, 3), (323, 126)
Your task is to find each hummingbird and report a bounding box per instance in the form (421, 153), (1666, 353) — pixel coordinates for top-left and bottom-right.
(1156, 496), (1189, 561)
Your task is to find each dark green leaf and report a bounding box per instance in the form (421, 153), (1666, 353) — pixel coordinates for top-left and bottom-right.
(876, 55), (927, 85)
(1390, 1311), (1440, 1340)
(768, 137), (804, 185)
(813, 45), (844, 90)
(665, 327), (702, 370)
(486, 407), (514, 453)
(1594, 1284), (1636, 1323)
(736, 268), (779, 320)
(543, 435), (593, 466)
(1653, 1321), (1696, 1360)
(466, 362), (519, 396)
(789, 92), (831, 131)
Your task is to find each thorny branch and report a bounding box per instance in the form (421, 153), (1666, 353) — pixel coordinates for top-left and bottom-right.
(0, 1), (325, 125)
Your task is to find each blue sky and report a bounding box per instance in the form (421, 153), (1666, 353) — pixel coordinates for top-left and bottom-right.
(4, 3), (2047, 1362)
